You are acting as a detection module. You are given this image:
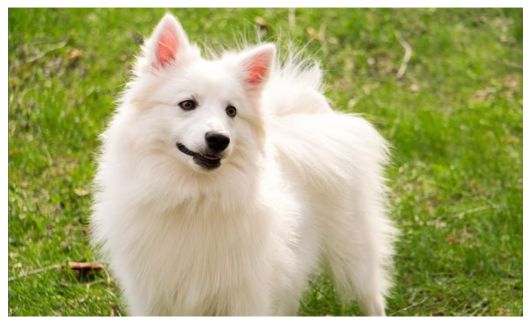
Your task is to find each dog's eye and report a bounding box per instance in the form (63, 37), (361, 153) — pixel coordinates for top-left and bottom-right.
(178, 99), (198, 111)
(225, 105), (237, 118)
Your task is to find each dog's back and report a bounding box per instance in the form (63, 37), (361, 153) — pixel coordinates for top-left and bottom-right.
(265, 61), (397, 315)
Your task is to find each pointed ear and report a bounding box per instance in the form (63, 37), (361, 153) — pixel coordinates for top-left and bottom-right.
(145, 14), (191, 69)
(238, 44), (276, 92)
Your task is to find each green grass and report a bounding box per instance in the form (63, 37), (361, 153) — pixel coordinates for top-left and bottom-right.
(8, 8), (522, 316)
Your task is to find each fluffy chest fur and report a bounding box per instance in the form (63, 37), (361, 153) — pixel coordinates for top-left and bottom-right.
(92, 141), (304, 315)
(111, 202), (278, 315)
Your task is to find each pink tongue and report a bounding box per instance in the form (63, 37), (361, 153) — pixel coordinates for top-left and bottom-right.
(203, 154), (219, 160)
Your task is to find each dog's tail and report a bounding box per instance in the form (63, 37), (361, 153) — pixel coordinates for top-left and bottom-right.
(263, 50), (332, 116)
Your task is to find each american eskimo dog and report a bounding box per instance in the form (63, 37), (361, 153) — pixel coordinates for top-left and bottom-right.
(91, 13), (397, 316)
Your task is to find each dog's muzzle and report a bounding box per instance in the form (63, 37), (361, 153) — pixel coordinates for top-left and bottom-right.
(176, 143), (222, 170)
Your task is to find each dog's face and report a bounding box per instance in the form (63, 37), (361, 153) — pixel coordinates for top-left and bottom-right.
(124, 14), (273, 173)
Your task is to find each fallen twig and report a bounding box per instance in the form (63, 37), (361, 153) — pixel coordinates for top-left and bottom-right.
(8, 261), (110, 282)
(288, 8), (296, 28)
(11, 40), (68, 69)
(8, 264), (62, 282)
(500, 60), (523, 70)
(453, 205), (500, 219)
(395, 32), (412, 79)
(390, 296), (428, 315)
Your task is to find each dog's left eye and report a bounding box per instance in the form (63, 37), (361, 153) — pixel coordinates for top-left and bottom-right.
(178, 99), (198, 111)
(226, 105), (237, 118)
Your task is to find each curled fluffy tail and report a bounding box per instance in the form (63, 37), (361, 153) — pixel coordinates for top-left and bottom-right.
(263, 50), (332, 116)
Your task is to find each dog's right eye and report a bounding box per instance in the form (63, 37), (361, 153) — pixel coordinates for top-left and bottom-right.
(178, 99), (198, 111)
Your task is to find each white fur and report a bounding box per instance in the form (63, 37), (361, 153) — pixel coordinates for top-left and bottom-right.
(91, 14), (397, 316)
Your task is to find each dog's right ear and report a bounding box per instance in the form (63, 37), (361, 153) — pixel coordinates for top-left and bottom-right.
(144, 14), (192, 69)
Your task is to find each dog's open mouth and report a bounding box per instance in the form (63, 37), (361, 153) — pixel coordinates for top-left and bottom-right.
(177, 143), (221, 170)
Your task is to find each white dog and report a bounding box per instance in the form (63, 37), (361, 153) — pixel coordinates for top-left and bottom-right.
(91, 13), (397, 316)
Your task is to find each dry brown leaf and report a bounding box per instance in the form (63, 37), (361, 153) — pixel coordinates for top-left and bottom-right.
(67, 261), (104, 272)
(74, 188), (89, 197)
(254, 16), (267, 27)
(409, 83), (420, 92)
(446, 234), (459, 245)
(68, 48), (82, 60)
(471, 87), (495, 103)
(503, 75), (518, 89)
(67, 262), (112, 283)
(502, 135), (519, 144)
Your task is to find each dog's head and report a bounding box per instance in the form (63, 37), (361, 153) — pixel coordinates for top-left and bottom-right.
(123, 14), (274, 173)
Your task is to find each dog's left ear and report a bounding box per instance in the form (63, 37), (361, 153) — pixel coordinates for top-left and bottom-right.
(237, 44), (276, 94)
(144, 14), (192, 69)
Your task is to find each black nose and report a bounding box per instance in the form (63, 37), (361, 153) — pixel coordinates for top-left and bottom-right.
(205, 132), (230, 152)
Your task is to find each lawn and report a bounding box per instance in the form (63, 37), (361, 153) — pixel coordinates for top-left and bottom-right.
(8, 8), (523, 316)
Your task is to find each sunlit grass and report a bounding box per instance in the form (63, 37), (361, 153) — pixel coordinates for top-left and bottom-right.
(8, 8), (522, 316)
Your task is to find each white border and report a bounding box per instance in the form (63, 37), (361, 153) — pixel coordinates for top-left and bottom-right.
(2, 0), (529, 8)
(3, 1), (527, 324)
(2, 1), (7, 321)
(522, 3), (527, 321)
